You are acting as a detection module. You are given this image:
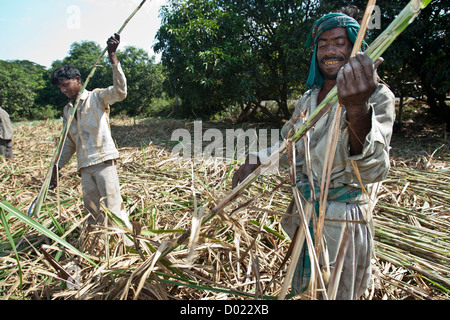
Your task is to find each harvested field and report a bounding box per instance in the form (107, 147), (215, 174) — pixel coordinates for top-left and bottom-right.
(0, 116), (448, 300)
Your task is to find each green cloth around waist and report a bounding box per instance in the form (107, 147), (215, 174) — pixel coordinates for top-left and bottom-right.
(291, 180), (368, 295)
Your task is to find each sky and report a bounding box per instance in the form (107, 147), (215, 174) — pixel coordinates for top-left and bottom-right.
(0, 0), (168, 69)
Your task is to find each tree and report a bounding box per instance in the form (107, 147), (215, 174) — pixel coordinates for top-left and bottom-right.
(156, 0), (449, 129)
(114, 47), (165, 116)
(155, 0), (249, 118)
(392, 0), (450, 132)
(220, 0), (319, 120)
(317, 0), (450, 131)
(0, 60), (47, 120)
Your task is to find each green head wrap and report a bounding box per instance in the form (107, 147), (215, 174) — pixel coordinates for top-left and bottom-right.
(305, 13), (362, 89)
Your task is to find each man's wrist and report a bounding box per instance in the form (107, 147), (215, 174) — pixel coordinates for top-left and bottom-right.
(345, 102), (371, 119)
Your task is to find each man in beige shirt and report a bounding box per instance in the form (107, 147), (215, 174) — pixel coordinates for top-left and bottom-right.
(51, 34), (133, 242)
(232, 13), (395, 299)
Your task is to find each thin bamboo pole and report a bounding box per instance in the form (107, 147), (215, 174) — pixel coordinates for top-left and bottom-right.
(31, 0), (148, 217)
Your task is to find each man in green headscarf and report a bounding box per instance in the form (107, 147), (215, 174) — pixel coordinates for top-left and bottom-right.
(305, 13), (364, 89)
(233, 12), (395, 299)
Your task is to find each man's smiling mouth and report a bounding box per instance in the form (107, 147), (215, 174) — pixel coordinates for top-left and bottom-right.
(321, 56), (344, 66)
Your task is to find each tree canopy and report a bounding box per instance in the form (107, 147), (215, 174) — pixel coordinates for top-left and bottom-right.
(377, 0), (449, 130)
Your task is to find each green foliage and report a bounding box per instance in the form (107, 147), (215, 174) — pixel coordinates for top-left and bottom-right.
(0, 60), (47, 120)
(0, 41), (166, 120)
(376, 0), (449, 129)
(52, 41), (109, 91)
(155, 0), (449, 127)
(155, 0), (245, 118)
(0, 200), (98, 268)
(114, 47), (165, 116)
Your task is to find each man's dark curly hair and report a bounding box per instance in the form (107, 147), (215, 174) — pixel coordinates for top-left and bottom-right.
(340, 5), (363, 24)
(51, 65), (82, 86)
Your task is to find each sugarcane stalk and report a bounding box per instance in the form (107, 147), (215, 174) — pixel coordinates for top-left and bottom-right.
(31, 0), (147, 217)
(278, 141), (328, 300)
(161, 0), (433, 260)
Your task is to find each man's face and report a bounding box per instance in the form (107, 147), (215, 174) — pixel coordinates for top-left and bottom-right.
(316, 27), (353, 81)
(58, 77), (82, 100)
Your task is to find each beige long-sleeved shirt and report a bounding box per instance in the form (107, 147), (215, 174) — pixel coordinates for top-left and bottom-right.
(58, 63), (127, 170)
(255, 84), (395, 237)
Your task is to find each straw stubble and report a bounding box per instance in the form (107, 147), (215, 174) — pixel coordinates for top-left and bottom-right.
(0, 117), (449, 300)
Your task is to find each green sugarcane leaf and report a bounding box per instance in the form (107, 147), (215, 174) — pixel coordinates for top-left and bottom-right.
(249, 220), (286, 241)
(0, 207), (23, 295)
(0, 201), (97, 267)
